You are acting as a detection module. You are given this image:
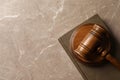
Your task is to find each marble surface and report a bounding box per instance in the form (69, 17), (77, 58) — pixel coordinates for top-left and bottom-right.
(0, 0), (120, 80)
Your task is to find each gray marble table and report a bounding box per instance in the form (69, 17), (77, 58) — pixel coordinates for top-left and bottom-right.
(0, 0), (119, 80)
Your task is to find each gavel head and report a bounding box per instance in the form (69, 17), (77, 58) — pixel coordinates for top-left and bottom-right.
(70, 24), (111, 65)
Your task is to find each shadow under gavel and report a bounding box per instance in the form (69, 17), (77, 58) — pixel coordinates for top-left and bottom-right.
(70, 24), (120, 70)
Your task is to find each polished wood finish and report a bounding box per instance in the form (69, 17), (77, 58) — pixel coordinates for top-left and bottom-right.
(70, 24), (120, 70)
(106, 54), (120, 70)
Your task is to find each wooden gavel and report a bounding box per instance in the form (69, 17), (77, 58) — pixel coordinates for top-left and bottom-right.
(70, 24), (120, 70)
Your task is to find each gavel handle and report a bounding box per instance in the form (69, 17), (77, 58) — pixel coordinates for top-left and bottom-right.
(106, 54), (120, 70)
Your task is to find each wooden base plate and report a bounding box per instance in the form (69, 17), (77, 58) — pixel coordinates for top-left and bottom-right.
(70, 24), (111, 65)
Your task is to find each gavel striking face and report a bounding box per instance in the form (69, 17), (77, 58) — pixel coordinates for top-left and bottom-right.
(70, 24), (120, 70)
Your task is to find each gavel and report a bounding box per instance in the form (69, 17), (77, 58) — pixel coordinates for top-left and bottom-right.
(70, 24), (120, 70)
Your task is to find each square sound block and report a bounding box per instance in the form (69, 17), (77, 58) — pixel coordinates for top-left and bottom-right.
(58, 14), (120, 80)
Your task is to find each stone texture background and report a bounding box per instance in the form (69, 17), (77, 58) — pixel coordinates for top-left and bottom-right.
(0, 0), (119, 80)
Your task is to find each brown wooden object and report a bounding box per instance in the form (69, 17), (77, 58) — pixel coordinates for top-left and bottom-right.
(70, 24), (120, 70)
